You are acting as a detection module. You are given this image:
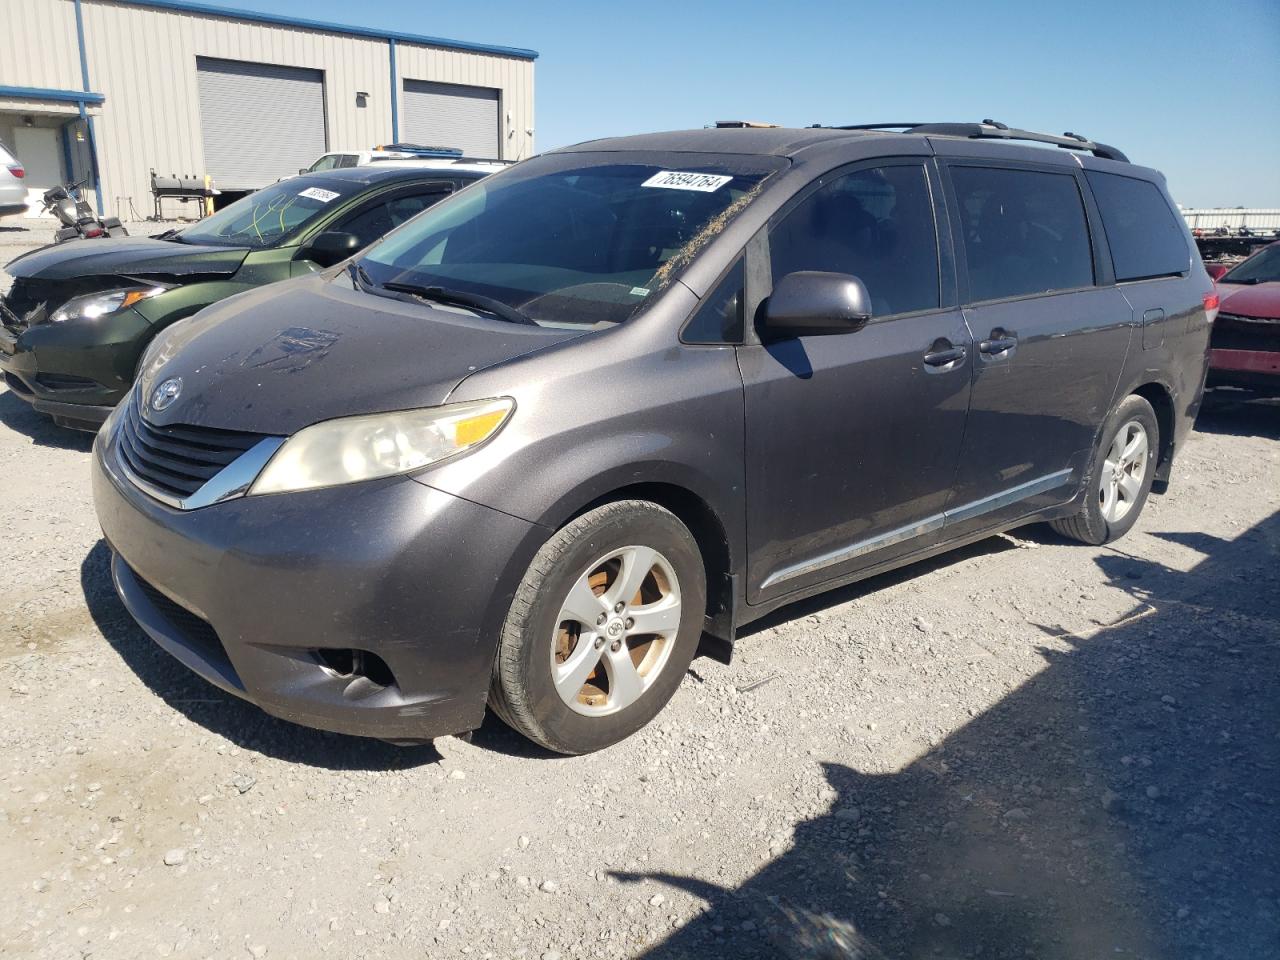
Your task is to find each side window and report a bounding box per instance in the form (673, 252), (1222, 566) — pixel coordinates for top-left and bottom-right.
(309, 154), (339, 172)
(769, 164), (939, 317)
(1085, 171), (1189, 281)
(683, 259), (744, 344)
(338, 154), (360, 169)
(950, 166), (1094, 302)
(338, 190), (451, 249)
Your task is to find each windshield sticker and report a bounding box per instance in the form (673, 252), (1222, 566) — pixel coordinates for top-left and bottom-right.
(642, 171), (733, 193)
(630, 287), (650, 297)
(298, 187), (341, 203)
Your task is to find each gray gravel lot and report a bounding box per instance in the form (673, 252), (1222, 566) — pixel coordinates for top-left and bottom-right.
(1, 224), (1278, 959)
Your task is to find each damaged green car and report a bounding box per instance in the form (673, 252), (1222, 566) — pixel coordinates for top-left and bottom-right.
(1, 163), (490, 430)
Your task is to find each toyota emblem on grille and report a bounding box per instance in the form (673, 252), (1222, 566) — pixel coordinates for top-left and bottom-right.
(150, 377), (183, 412)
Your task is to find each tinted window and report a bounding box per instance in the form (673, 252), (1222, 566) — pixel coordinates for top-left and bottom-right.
(1222, 244), (1280, 285)
(951, 166), (1094, 301)
(683, 259), (744, 344)
(360, 154), (780, 327)
(338, 154), (360, 169)
(177, 177), (365, 249)
(769, 164), (939, 316)
(339, 189), (451, 248)
(1086, 171), (1189, 281)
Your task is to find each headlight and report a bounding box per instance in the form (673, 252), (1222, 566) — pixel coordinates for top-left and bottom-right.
(50, 286), (168, 323)
(249, 398), (515, 496)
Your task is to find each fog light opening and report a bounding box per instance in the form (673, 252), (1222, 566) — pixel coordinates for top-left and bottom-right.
(315, 648), (397, 692)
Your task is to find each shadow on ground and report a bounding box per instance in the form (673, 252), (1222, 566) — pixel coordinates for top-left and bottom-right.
(80, 540), (442, 771)
(1195, 390), (1280, 441)
(621, 508), (1280, 959)
(0, 389), (95, 452)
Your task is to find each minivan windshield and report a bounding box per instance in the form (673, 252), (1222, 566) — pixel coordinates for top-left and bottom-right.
(176, 177), (363, 249)
(1222, 244), (1280, 285)
(356, 152), (783, 326)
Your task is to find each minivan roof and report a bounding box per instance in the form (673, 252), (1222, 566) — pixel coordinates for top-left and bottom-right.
(557, 123), (1131, 165)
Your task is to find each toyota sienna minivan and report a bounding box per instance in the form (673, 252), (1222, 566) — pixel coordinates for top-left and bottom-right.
(91, 122), (1215, 754)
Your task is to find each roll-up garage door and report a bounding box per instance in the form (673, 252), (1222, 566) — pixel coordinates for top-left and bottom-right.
(196, 58), (327, 189)
(401, 80), (499, 159)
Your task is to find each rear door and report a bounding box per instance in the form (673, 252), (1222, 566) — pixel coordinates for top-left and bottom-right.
(940, 159), (1133, 536)
(739, 158), (973, 604)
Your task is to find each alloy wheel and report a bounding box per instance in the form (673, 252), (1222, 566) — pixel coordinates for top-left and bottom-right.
(550, 545), (682, 717)
(1098, 419), (1150, 523)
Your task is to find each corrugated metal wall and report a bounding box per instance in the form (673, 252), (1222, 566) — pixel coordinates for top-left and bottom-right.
(1181, 209), (1280, 231)
(0, 0), (84, 91)
(0, 0), (534, 219)
(395, 43), (535, 162)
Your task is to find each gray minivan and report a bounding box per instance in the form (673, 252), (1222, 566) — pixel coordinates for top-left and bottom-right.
(91, 122), (1215, 754)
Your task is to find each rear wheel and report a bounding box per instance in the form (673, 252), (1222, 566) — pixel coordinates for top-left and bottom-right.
(489, 500), (705, 754)
(1050, 394), (1159, 545)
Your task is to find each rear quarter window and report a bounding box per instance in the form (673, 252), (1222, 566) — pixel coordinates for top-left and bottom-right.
(1085, 171), (1190, 282)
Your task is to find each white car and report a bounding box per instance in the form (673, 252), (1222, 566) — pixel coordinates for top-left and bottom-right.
(296, 149), (416, 175)
(0, 141), (27, 218)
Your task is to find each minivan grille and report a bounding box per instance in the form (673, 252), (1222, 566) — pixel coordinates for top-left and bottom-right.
(117, 391), (268, 500)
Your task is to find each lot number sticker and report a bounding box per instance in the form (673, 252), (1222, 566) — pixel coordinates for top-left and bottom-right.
(642, 171), (733, 192)
(299, 187), (341, 203)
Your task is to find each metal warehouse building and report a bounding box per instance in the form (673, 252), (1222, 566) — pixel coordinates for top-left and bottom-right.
(0, 0), (537, 218)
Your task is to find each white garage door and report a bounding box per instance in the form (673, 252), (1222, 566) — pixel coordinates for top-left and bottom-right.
(401, 80), (499, 159)
(197, 58), (327, 190)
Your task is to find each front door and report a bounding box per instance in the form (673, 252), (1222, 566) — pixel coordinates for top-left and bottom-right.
(740, 160), (972, 604)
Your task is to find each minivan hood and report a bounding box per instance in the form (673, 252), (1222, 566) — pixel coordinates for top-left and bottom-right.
(139, 274), (587, 435)
(6, 235), (250, 281)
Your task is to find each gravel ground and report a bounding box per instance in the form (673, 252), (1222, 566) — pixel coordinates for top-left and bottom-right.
(2, 226), (1278, 959)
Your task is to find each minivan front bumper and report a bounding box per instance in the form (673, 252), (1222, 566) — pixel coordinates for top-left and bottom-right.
(92, 429), (547, 741)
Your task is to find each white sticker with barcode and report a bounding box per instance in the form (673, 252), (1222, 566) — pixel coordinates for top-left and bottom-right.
(299, 187), (341, 203)
(641, 171), (733, 193)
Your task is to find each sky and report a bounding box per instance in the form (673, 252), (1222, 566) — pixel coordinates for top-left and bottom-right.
(205, 0), (1278, 207)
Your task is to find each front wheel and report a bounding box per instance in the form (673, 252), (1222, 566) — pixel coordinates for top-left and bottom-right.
(489, 500), (706, 754)
(1050, 394), (1159, 545)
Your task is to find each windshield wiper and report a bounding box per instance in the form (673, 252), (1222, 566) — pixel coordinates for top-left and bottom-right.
(347, 261), (375, 291)
(381, 281), (537, 326)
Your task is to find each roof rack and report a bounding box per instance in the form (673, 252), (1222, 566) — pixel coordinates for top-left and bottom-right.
(809, 120), (1129, 163)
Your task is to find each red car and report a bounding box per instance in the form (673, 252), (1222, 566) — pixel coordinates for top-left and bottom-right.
(1206, 241), (1280, 394)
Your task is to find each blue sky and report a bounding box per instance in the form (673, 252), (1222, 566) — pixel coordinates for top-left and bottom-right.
(213, 0), (1277, 207)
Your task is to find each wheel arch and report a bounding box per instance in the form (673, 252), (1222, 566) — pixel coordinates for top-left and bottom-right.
(1128, 380), (1177, 490)
(550, 472), (740, 660)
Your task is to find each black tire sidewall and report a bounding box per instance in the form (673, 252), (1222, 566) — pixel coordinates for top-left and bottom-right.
(505, 504), (705, 754)
(1083, 396), (1159, 542)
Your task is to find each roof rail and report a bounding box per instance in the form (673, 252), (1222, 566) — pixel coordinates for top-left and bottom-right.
(811, 120), (1129, 163)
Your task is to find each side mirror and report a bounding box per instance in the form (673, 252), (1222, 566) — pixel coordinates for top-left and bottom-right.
(1204, 263), (1230, 282)
(301, 231), (361, 267)
(761, 271), (872, 337)
(298, 167), (309, 175)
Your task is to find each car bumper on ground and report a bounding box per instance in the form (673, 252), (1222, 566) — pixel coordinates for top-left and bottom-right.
(92, 430), (548, 741)
(0, 309), (148, 429)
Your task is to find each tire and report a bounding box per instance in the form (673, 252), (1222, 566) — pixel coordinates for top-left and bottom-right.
(489, 500), (707, 754)
(1050, 394), (1159, 545)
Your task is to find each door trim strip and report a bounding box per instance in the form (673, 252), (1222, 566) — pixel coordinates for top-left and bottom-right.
(759, 468), (1075, 591)
(942, 468), (1074, 525)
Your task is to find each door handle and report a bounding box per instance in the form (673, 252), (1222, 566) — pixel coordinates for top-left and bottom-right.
(923, 344), (966, 367)
(979, 335), (1017, 355)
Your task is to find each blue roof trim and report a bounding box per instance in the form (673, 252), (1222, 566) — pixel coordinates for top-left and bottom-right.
(112, 0), (539, 60)
(0, 85), (106, 104)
